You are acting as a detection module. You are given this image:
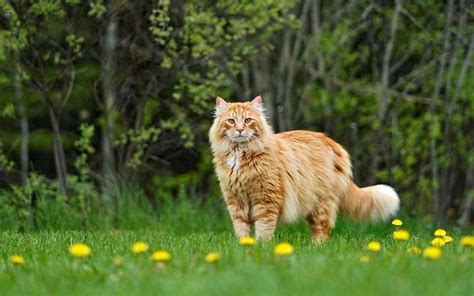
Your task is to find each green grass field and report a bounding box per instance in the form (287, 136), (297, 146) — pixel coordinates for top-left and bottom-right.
(1, 218), (473, 296)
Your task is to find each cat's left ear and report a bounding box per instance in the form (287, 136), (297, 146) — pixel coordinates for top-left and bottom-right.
(250, 96), (263, 112)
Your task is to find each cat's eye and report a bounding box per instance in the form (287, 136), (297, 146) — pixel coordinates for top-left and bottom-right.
(227, 118), (235, 124)
(244, 118), (252, 124)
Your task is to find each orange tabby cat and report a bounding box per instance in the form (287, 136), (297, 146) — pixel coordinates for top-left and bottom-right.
(209, 96), (399, 243)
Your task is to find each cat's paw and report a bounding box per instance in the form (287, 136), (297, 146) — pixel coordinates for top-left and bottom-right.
(311, 235), (329, 245)
(235, 232), (251, 240)
(255, 233), (274, 241)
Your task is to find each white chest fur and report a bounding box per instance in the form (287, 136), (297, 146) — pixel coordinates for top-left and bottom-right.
(227, 151), (241, 170)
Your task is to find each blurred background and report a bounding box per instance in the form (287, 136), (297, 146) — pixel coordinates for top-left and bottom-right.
(0, 0), (472, 231)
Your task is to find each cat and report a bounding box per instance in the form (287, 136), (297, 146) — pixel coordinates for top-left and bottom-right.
(209, 96), (399, 243)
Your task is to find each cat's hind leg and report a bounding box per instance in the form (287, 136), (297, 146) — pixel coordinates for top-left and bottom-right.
(306, 199), (338, 244)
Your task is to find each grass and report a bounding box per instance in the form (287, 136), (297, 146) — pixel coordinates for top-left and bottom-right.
(1, 218), (473, 296)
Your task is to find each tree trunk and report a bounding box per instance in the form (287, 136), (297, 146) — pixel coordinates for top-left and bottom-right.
(458, 164), (473, 227)
(275, 30), (291, 131)
(240, 65), (251, 100)
(47, 104), (68, 194)
(370, 0), (402, 184)
(283, 0), (311, 131)
(438, 35), (474, 225)
(14, 59), (29, 184)
(251, 55), (274, 124)
(432, 0), (454, 226)
(101, 7), (118, 183)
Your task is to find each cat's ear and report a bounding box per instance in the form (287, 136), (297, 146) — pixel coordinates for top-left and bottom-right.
(215, 96), (228, 116)
(250, 96), (263, 112)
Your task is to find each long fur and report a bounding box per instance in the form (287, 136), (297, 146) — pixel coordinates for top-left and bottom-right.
(209, 97), (399, 243)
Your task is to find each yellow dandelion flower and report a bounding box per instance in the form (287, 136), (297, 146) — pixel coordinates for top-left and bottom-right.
(113, 257), (123, 267)
(10, 255), (25, 265)
(239, 236), (256, 246)
(460, 236), (474, 247)
(434, 229), (447, 237)
(392, 229), (410, 241)
(423, 247), (442, 260)
(367, 241), (381, 252)
(442, 235), (454, 244)
(391, 219), (403, 226)
(431, 237), (446, 247)
(69, 243), (91, 258)
(360, 255), (370, 262)
(132, 241), (149, 254)
(407, 246), (422, 255)
(274, 242), (294, 256)
(151, 250), (171, 262)
(205, 252), (222, 263)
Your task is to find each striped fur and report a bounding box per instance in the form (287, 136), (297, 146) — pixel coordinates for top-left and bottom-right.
(209, 96), (399, 243)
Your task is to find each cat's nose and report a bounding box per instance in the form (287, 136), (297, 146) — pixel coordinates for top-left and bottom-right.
(236, 128), (244, 133)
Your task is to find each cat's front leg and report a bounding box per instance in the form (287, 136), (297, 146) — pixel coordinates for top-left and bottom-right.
(252, 199), (280, 241)
(224, 194), (251, 238)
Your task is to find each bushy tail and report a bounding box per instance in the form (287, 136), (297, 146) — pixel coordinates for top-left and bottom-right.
(340, 182), (400, 221)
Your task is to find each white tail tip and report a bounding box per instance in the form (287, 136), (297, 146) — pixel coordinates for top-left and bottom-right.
(369, 185), (400, 221)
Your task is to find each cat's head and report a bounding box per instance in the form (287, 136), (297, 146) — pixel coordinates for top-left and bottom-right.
(210, 96), (271, 146)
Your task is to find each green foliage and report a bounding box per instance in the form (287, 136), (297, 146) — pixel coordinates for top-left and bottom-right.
(66, 34), (85, 55)
(87, 0), (106, 19)
(0, 140), (14, 171)
(301, 1), (474, 219)
(0, 176), (223, 231)
(149, 1), (172, 45)
(115, 126), (162, 169)
(156, 0), (295, 133)
(74, 123), (95, 180)
(29, 1), (65, 17)
(0, 1), (28, 57)
(0, 173), (58, 230)
(153, 146), (221, 207)
(0, 0), (471, 226)
(0, 103), (15, 118)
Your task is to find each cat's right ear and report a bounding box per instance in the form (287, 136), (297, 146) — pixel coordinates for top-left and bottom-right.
(215, 97), (228, 116)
